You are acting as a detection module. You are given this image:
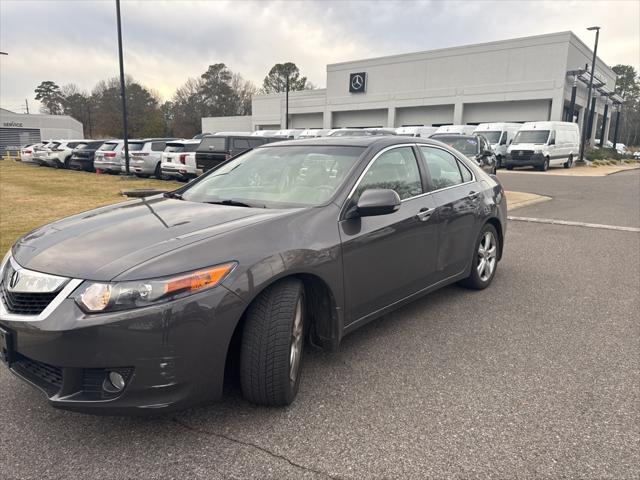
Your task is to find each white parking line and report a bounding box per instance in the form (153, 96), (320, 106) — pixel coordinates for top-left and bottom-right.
(507, 216), (640, 233)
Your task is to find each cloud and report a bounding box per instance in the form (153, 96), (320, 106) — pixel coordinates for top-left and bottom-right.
(1, 0), (638, 113)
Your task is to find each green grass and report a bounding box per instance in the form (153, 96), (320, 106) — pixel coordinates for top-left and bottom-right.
(0, 160), (182, 255)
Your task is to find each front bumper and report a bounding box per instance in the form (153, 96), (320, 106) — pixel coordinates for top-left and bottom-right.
(44, 154), (64, 167)
(505, 152), (545, 167)
(0, 278), (245, 415)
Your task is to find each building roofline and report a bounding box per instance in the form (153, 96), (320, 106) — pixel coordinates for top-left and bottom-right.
(328, 31), (576, 69)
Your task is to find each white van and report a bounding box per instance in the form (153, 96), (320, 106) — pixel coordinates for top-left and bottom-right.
(395, 126), (438, 138)
(432, 125), (477, 135)
(505, 121), (580, 171)
(473, 123), (521, 167)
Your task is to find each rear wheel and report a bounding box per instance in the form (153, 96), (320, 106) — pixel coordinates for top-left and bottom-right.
(240, 279), (305, 406)
(564, 154), (573, 169)
(459, 223), (499, 290)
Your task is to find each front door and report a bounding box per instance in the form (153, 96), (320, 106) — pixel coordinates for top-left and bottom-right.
(340, 146), (438, 325)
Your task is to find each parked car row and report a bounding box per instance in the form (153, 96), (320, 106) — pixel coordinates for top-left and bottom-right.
(18, 121), (627, 179)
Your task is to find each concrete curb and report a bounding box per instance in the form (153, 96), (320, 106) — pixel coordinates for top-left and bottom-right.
(505, 191), (552, 210)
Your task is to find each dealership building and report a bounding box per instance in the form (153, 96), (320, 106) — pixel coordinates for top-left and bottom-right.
(0, 108), (84, 154)
(203, 31), (620, 143)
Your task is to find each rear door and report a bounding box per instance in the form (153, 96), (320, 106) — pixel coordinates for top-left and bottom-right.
(417, 145), (480, 281)
(340, 145), (438, 325)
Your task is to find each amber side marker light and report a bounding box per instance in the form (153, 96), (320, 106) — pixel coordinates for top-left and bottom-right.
(164, 263), (236, 296)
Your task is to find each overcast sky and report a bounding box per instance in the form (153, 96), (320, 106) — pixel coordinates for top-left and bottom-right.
(1, 0), (638, 113)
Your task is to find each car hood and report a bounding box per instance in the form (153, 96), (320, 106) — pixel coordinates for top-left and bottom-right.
(12, 196), (296, 281)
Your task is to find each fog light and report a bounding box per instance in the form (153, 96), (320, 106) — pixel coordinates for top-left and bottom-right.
(108, 371), (126, 391)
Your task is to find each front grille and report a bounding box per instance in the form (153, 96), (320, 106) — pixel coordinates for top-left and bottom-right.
(510, 150), (535, 162)
(0, 281), (58, 315)
(13, 353), (63, 395)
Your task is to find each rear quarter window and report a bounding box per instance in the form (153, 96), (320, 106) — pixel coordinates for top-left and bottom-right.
(233, 139), (250, 149)
(151, 142), (167, 151)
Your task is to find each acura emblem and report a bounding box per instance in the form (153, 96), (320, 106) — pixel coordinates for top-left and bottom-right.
(351, 74), (364, 90)
(9, 270), (20, 289)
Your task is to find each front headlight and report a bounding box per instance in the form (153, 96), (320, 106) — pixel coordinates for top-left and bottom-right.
(534, 149), (543, 154)
(74, 262), (236, 313)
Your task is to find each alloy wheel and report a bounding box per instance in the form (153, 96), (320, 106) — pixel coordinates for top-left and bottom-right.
(477, 231), (497, 282)
(289, 298), (304, 384)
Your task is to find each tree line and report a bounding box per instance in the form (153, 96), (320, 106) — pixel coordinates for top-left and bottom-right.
(33, 62), (312, 139)
(611, 65), (640, 147)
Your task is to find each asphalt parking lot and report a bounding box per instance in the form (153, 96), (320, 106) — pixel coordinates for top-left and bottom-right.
(1, 169), (638, 480)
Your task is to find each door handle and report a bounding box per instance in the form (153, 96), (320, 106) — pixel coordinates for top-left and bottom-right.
(416, 207), (433, 221)
(467, 191), (480, 200)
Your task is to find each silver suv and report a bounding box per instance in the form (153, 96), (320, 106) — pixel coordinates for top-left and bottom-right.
(127, 138), (178, 178)
(94, 140), (124, 174)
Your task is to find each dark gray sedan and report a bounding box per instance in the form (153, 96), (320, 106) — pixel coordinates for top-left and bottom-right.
(0, 137), (507, 414)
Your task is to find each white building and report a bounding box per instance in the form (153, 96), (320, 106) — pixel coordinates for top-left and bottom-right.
(0, 108), (84, 153)
(204, 31), (620, 143)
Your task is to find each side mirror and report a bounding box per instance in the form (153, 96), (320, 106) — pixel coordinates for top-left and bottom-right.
(348, 189), (401, 218)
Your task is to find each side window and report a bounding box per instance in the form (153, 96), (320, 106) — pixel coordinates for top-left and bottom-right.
(458, 161), (473, 183)
(151, 142), (166, 151)
(500, 132), (507, 145)
(548, 131), (556, 145)
(353, 146), (423, 202)
(248, 138), (264, 148)
(419, 146), (463, 191)
(233, 139), (250, 150)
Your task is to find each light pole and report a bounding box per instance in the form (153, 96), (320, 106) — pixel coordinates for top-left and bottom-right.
(115, 0), (131, 175)
(285, 74), (290, 129)
(577, 26), (601, 164)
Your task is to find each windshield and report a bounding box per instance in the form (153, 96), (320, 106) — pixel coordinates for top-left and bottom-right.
(478, 131), (501, 143)
(513, 130), (550, 144)
(432, 135), (479, 155)
(181, 146), (365, 208)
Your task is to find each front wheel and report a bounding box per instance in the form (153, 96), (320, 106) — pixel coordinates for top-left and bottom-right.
(459, 223), (499, 290)
(564, 154), (573, 169)
(538, 156), (550, 172)
(240, 279), (305, 406)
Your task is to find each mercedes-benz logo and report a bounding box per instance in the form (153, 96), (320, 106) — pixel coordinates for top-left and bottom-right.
(9, 271), (20, 289)
(351, 74), (363, 90)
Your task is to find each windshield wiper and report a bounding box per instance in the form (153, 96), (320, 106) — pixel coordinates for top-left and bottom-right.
(163, 192), (183, 200)
(206, 199), (266, 208)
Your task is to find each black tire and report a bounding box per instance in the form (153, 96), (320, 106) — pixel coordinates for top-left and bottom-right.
(496, 155), (502, 169)
(506, 165), (514, 171)
(538, 156), (549, 171)
(154, 162), (163, 180)
(63, 156), (71, 169)
(563, 154), (573, 169)
(240, 278), (305, 406)
(459, 223), (500, 290)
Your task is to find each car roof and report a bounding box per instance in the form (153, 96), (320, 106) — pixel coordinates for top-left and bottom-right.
(256, 136), (449, 149)
(430, 133), (478, 139)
